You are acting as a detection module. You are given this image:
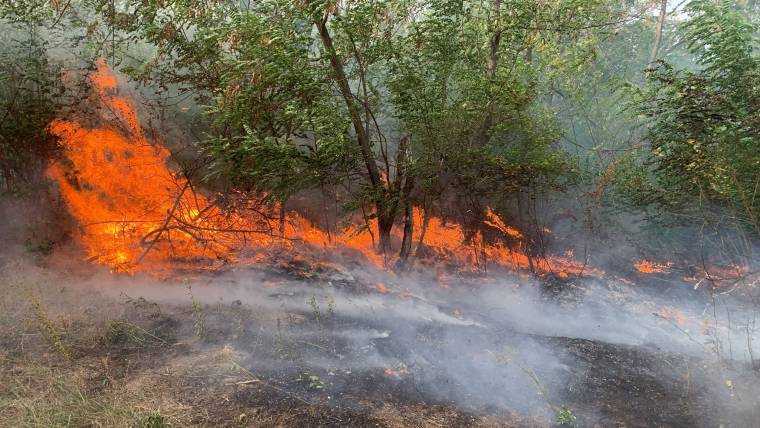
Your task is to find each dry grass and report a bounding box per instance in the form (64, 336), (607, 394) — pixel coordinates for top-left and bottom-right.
(0, 260), (199, 427)
(0, 361), (189, 427)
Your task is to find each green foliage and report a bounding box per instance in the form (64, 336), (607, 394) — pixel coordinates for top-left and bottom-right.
(555, 406), (577, 426)
(682, 0), (756, 78)
(101, 0), (619, 232)
(0, 27), (63, 191)
(627, 0), (759, 233)
(111, 0), (357, 201)
(0, 1), (96, 191)
(24, 238), (54, 255)
(297, 372), (326, 390)
(28, 294), (71, 359)
(386, 0), (575, 199)
(139, 411), (168, 428)
(188, 290), (207, 340)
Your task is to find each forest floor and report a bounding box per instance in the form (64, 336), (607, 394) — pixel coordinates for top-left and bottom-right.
(2, 246), (759, 428)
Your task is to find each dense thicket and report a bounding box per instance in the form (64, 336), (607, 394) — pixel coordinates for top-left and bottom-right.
(0, 5), (64, 191)
(610, 0), (758, 263)
(627, 0), (758, 233)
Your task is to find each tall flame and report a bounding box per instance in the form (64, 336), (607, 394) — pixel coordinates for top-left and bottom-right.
(47, 60), (284, 273)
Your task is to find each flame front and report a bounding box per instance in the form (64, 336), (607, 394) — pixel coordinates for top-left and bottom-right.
(48, 60), (596, 278)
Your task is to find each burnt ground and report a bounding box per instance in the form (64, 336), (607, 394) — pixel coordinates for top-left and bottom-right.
(2, 253), (760, 427)
(1, 182), (758, 428)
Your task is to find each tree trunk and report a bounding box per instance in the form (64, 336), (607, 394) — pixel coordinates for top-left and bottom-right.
(414, 206), (430, 257)
(279, 203), (286, 237)
(314, 17), (382, 189)
(396, 155), (415, 269)
(516, 192), (535, 274)
(471, 0), (502, 147)
(377, 213), (394, 255)
(396, 200), (414, 270)
(649, 0), (667, 63)
(313, 11), (398, 254)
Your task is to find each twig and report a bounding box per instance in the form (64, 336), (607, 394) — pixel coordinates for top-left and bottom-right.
(136, 182), (190, 264)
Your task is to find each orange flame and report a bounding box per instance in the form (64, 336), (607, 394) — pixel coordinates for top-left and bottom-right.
(47, 60), (283, 273)
(48, 60), (598, 279)
(634, 260), (672, 274)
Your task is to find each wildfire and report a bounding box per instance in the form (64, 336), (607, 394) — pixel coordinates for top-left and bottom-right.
(683, 264), (749, 288)
(634, 260), (672, 274)
(48, 60), (598, 279)
(484, 208), (523, 239)
(47, 59), (282, 273)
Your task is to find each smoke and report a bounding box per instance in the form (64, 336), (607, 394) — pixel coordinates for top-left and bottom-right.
(2, 5), (759, 425)
(1, 32), (757, 427)
(3, 220), (757, 427)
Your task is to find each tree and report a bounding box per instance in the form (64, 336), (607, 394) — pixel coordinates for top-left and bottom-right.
(649, 0), (667, 63)
(0, 2), (67, 191)
(625, 0), (759, 235)
(94, 0), (628, 262)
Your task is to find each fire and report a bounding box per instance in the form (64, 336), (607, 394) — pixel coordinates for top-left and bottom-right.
(114, 251), (129, 265)
(484, 208), (523, 239)
(683, 264), (749, 288)
(48, 60), (598, 279)
(47, 59), (282, 273)
(634, 260), (673, 274)
(410, 208), (598, 277)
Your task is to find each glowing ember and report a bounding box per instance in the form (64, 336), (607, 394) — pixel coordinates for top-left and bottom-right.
(634, 260), (673, 274)
(383, 364), (409, 378)
(683, 264), (749, 288)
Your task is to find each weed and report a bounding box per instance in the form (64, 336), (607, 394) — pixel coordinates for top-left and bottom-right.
(123, 294), (163, 318)
(326, 295), (336, 318)
(0, 363), (189, 427)
(24, 238), (53, 255)
(28, 294), (71, 359)
(297, 372), (326, 390)
(273, 317), (296, 360)
(105, 320), (142, 346)
(308, 295), (332, 345)
(139, 411), (168, 428)
(308, 295), (321, 324)
(188, 288), (206, 340)
(104, 320), (167, 348)
(228, 300), (248, 340)
(555, 406), (577, 426)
